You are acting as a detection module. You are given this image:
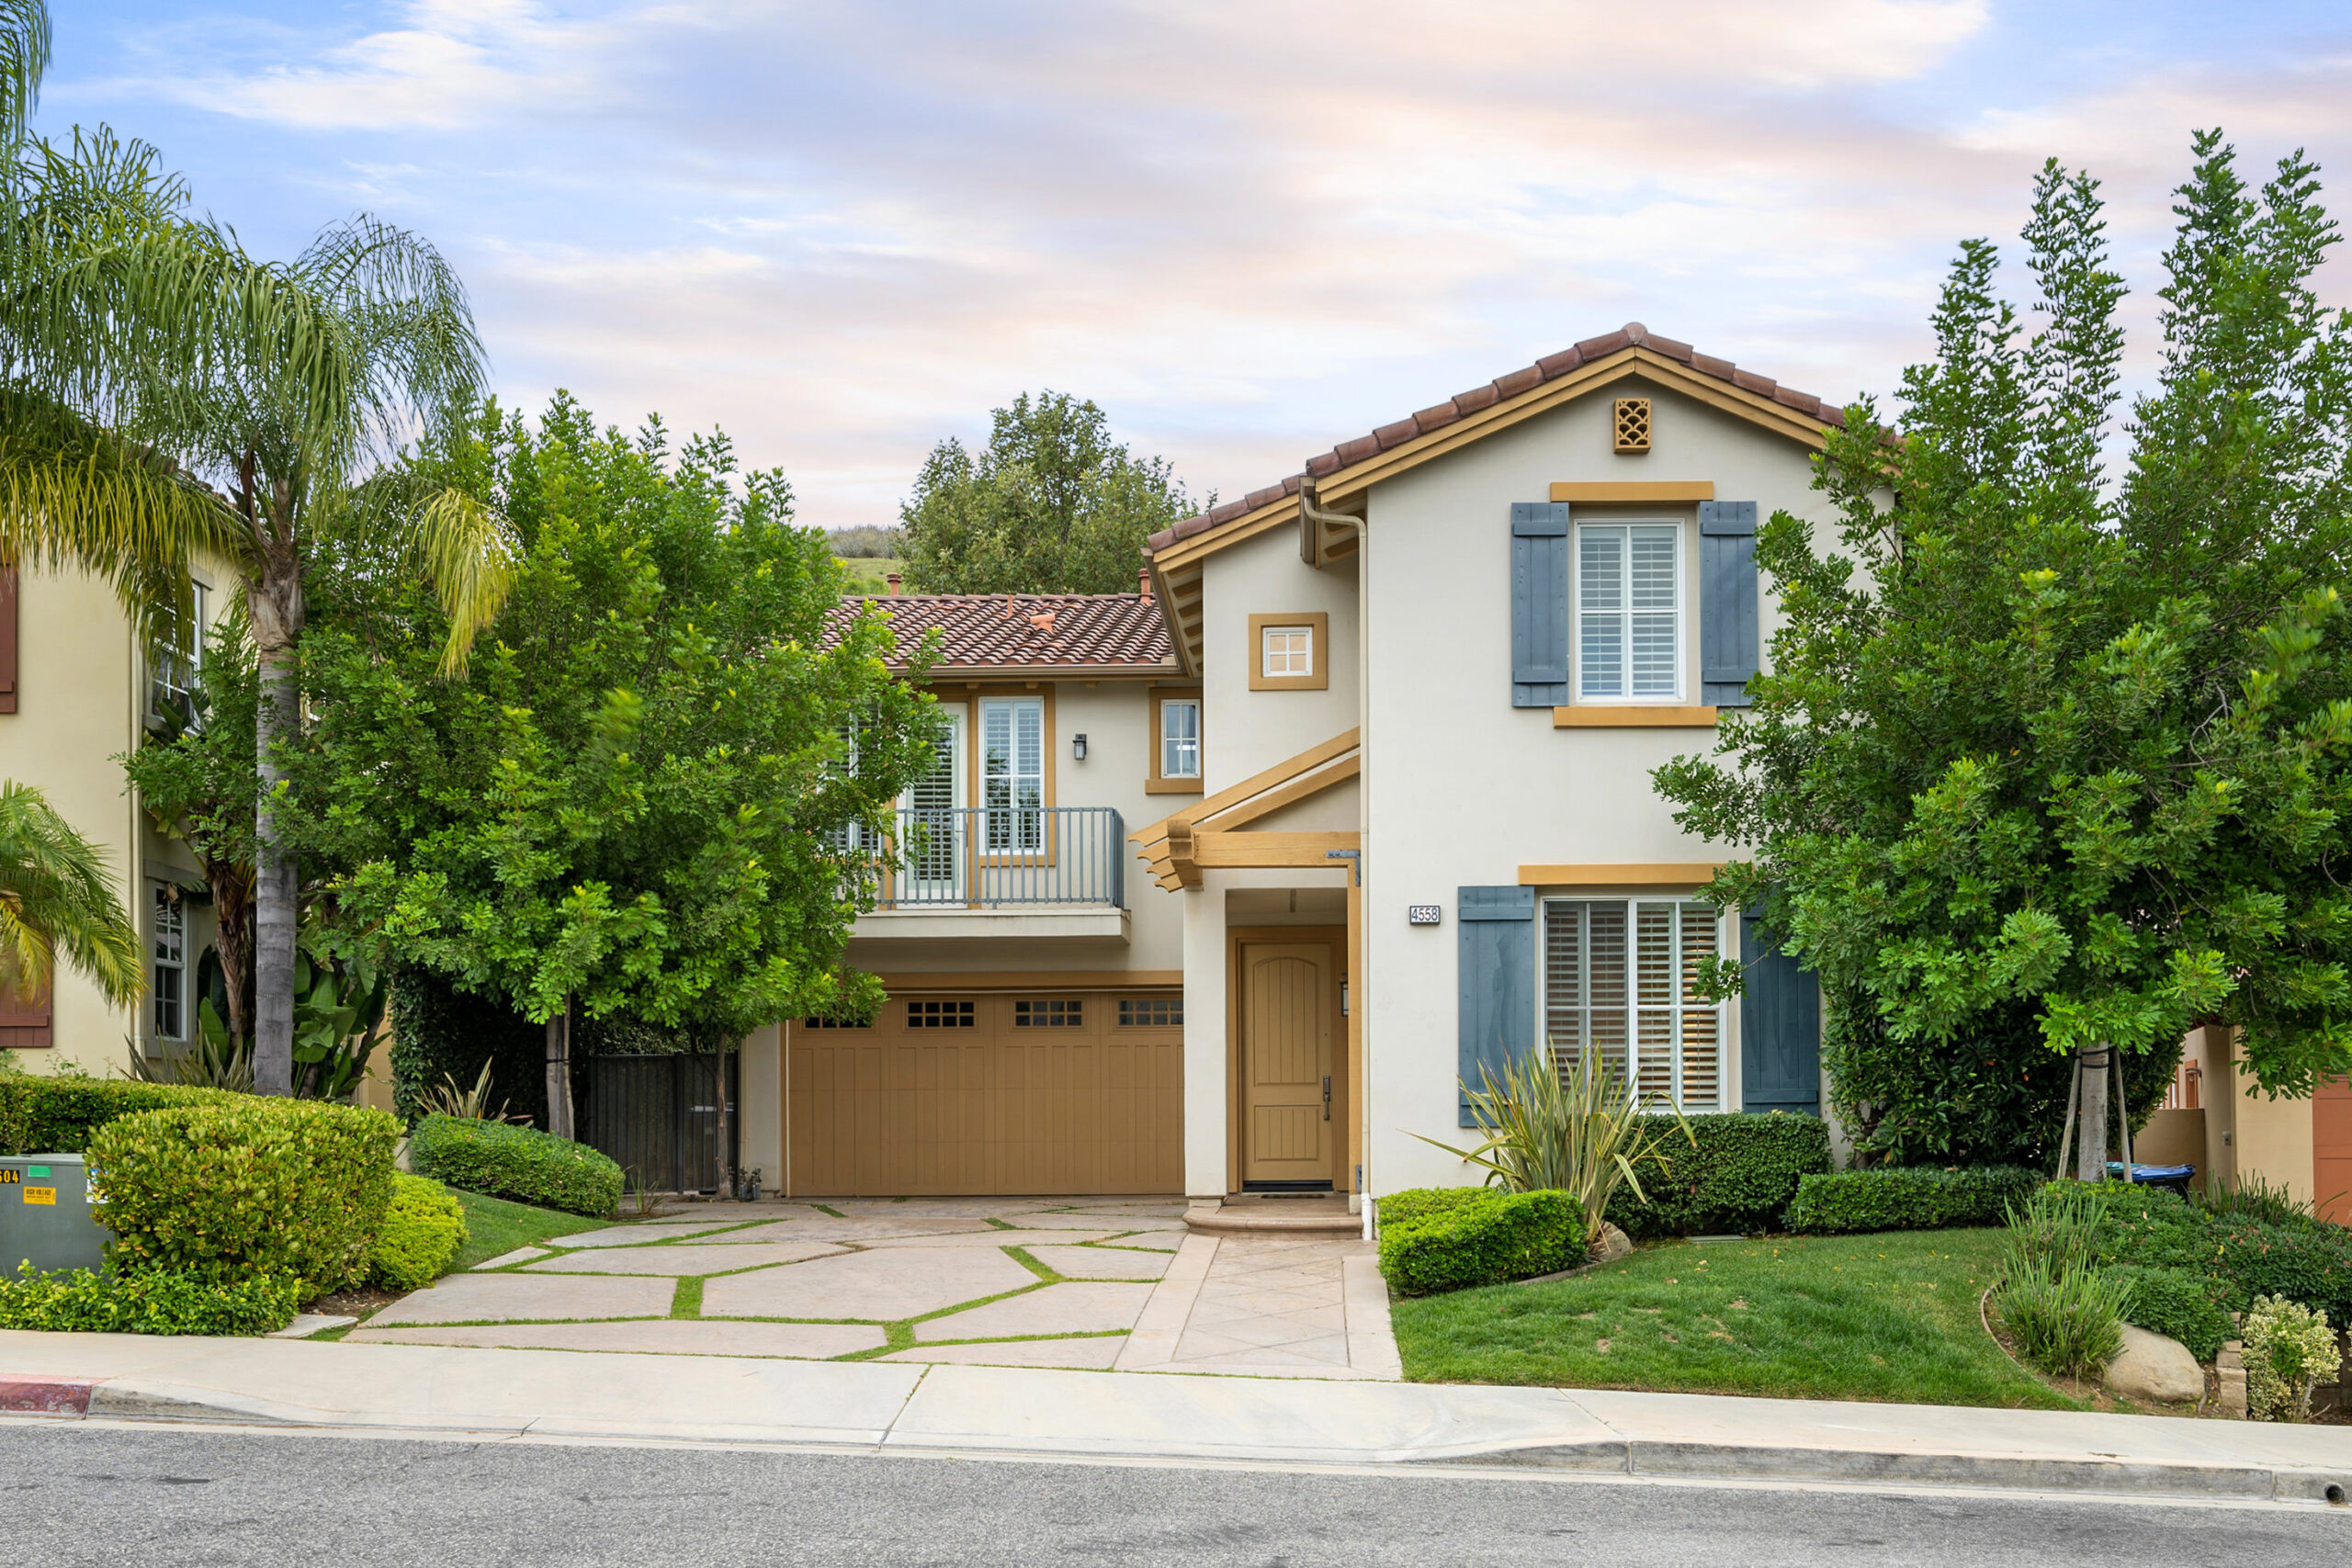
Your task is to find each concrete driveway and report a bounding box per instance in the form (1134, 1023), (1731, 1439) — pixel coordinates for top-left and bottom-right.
(348, 1196), (1189, 1371)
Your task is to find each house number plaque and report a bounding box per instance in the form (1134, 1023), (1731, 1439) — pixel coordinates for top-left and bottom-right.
(1407, 905), (1442, 926)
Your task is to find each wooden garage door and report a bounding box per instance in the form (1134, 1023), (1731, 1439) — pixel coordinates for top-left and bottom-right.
(786, 992), (1182, 1196)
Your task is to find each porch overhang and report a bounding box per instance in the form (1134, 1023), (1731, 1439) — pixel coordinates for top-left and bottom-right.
(849, 907), (1131, 944)
(1131, 728), (1361, 891)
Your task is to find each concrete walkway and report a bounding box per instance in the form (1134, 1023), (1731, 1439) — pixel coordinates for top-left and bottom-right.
(3, 1329), (2348, 1503)
(1115, 1234), (1400, 1379)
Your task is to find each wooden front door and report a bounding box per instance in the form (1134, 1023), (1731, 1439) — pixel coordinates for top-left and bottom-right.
(1240, 942), (1334, 1185)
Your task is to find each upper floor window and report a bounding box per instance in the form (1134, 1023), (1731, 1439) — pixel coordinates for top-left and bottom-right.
(151, 882), (186, 1043)
(980, 695), (1045, 852)
(1577, 522), (1679, 699)
(1247, 611), (1330, 691)
(150, 581), (208, 725)
(1160, 697), (1200, 780)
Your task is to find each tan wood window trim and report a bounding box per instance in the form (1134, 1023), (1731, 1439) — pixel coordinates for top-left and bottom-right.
(1147, 684), (1204, 795)
(1553, 705), (1719, 728)
(1247, 612), (1330, 692)
(1518, 863), (1728, 886)
(1549, 481), (1715, 503)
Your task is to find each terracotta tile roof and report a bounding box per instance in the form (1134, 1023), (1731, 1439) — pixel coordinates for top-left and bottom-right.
(1148, 322), (1848, 551)
(831, 592), (1176, 672)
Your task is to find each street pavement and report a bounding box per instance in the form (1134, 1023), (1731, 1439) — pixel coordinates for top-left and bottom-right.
(3, 1422), (2342, 1567)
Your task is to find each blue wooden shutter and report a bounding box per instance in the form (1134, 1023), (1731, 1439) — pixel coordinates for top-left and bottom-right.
(1700, 501), (1759, 706)
(1739, 907), (1819, 1113)
(1510, 502), (1571, 706)
(1458, 886), (1536, 1125)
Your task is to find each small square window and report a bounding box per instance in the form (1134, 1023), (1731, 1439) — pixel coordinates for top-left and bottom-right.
(1117, 998), (1182, 1027)
(1247, 613), (1329, 691)
(1261, 626), (1312, 677)
(802, 1006), (876, 1029)
(906, 999), (977, 1028)
(1012, 999), (1084, 1028)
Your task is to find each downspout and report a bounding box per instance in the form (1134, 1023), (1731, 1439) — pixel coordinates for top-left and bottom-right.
(1300, 481), (1373, 1227)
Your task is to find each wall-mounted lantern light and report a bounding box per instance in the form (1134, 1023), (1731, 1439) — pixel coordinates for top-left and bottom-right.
(1072, 732), (1089, 761)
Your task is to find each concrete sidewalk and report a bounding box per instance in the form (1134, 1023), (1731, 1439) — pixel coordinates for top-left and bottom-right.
(5, 1329), (2350, 1503)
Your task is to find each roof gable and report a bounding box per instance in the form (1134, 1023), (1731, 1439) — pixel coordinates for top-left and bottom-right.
(1146, 323), (1847, 571)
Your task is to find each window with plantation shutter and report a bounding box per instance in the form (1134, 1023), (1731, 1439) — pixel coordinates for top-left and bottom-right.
(1544, 898), (1720, 1111)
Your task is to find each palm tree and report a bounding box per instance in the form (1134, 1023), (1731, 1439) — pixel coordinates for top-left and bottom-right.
(0, 781), (141, 1011)
(0, 2), (512, 1092)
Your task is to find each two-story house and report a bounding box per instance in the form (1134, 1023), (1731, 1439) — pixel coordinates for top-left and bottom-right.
(763, 322), (2352, 1219)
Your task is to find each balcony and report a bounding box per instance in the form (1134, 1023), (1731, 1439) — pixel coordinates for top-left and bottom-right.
(848, 806), (1128, 944)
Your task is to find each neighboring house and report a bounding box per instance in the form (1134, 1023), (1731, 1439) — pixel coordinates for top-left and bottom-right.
(0, 559), (225, 1077)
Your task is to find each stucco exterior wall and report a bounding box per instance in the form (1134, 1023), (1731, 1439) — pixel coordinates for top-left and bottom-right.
(1358, 378), (1835, 1194)
(1198, 533), (1360, 790)
(0, 561), (225, 1077)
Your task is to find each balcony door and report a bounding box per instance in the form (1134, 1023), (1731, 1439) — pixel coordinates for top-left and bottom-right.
(900, 705), (966, 903)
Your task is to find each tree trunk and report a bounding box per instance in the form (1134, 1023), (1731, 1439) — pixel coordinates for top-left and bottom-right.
(247, 518), (305, 1099)
(206, 853), (254, 1047)
(545, 994), (575, 1140)
(2076, 1043), (2109, 1181)
(251, 642), (300, 1096)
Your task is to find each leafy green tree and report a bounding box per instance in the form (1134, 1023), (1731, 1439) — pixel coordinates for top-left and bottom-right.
(0, 781), (141, 1009)
(900, 391), (1200, 593)
(1657, 137), (2352, 1173)
(289, 397), (942, 1163)
(119, 614), (261, 1048)
(0, 4), (511, 1095)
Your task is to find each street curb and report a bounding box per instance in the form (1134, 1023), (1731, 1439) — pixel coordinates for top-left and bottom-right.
(0, 1378), (95, 1416)
(10, 1373), (2350, 1504)
(1443, 1437), (2352, 1504)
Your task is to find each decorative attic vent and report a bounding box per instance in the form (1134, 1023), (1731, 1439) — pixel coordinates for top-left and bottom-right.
(1612, 398), (1652, 455)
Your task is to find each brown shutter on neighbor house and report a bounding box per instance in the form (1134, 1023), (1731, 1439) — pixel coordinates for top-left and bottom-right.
(0, 976), (52, 1050)
(0, 564), (17, 714)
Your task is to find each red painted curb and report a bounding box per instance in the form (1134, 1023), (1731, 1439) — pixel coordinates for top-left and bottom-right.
(0, 1379), (96, 1416)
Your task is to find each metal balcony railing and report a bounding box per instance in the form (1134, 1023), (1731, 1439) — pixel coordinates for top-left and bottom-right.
(855, 806), (1125, 910)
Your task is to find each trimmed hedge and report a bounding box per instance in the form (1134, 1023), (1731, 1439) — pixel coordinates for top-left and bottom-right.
(407, 1113), (622, 1218)
(1606, 1112), (1833, 1237)
(88, 1099), (399, 1291)
(1377, 1189), (1582, 1297)
(368, 1174), (469, 1291)
(2110, 1264), (2233, 1362)
(0, 1077), (235, 1156)
(0, 1262), (303, 1336)
(1378, 1186), (1504, 1230)
(1785, 1165), (2042, 1235)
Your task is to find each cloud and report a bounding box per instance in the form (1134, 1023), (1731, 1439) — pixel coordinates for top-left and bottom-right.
(51, 1), (2352, 525)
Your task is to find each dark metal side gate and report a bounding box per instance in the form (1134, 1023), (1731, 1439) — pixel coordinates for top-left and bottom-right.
(582, 1052), (740, 1195)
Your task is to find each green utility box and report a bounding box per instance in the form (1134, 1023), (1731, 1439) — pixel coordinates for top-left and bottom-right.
(0, 1155), (111, 1273)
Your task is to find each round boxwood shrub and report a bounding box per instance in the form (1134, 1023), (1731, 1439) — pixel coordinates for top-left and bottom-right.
(87, 1098), (399, 1291)
(368, 1173), (469, 1291)
(407, 1113), (621, 1217)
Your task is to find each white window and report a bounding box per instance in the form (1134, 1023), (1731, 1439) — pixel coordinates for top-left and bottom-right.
(151, 581), (208, 722)
(1542, 899), (1721, 1111)
(1577, 523), (1679, 699)
(1261, 625), (1313, 679)
(980, 696), (1045, 852)
(151, 883), (187, 1042)
(1160, 697), (1201, 780)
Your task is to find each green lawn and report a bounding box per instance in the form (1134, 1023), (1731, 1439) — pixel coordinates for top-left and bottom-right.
(447, 1190), (609, 1273)
(1392, 1228), (2081, 1411)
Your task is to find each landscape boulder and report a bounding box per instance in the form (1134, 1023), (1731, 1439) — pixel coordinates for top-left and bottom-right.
(2103, 1324), (2204, 1405)
(1588, 1222), (1634, 1265)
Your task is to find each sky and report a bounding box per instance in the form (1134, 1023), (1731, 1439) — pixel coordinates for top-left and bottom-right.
(41, 2), (2352, 529)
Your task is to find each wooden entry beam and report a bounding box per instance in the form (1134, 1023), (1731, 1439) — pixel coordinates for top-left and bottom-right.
(1192, 830), (1360, 869)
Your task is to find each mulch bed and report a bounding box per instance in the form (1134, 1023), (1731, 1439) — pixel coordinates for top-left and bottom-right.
(307, 1286), (401, 1320)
